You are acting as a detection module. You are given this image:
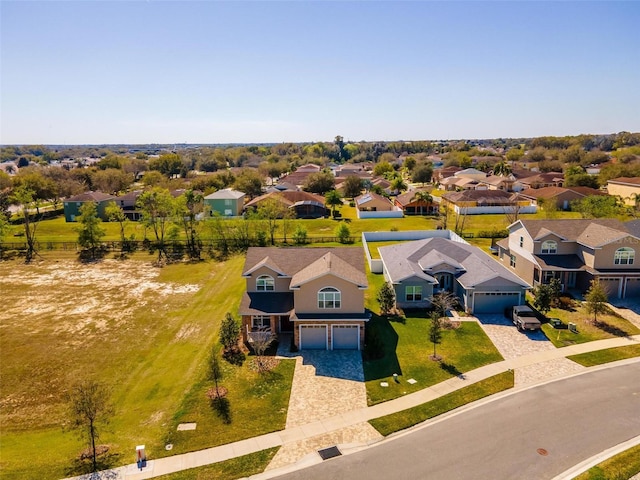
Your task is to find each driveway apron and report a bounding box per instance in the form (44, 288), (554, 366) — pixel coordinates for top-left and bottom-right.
(475, 314), (585, 386)
(268, 342), (381, 470)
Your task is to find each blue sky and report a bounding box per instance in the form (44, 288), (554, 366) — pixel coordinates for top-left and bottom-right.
(1, 1), (639, 144)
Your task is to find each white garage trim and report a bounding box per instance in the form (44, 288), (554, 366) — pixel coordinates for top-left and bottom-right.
(299, 324), (328, 350)
(331, 324), (360, 350)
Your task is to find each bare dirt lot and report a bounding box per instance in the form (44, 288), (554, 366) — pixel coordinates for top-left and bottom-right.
(0, 259), (202, 429)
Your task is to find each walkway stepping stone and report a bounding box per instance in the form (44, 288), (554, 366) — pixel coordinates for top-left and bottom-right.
(380, 381), (389, 387)
(177, 423), (196, 431)
(407, 378), (417, 384)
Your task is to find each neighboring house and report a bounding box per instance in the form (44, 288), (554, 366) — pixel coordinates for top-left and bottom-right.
(433, 166), (462, 183)
(496, 219), (640, 299)
(519, 186), (606, 211)
(63, 191), (116, 222)
(441, 190), (537, 215)
(204, 188), (246, 217)
(439, 176), (479, 191)
(379, 238), (530, 314)
(354, 192), (403, 218)
(454, 168), (487, 182)
(481, 174), (517, 192)
(516, 172), (564, 189)
(239, 247), (370, 350)
(607, 177), (640, 206)
(244, 191), (328, 219)
(394, 189), (439, 215)
(113, 190), (143, 220)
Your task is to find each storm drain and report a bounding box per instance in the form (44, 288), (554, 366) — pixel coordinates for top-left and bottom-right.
(318, 446), (342, 460)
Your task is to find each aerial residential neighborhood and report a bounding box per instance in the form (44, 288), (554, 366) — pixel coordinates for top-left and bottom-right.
(2, 1), (640, 480)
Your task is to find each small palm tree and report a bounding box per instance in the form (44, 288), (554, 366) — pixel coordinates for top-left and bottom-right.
(493, 161), (511, 177)
(411, 191), (434, 215)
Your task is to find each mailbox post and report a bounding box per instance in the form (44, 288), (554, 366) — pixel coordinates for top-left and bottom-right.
(136, 445), (147, 470)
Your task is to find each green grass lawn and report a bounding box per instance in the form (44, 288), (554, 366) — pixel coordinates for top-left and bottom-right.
(154, 448), (279, 480)
(363, 314), (504, 405)
(567, 344), (640, 367)
(369, 371), (514, 436)
(541, 305), (640, 347)
(573, 443), (640, 480)
(0, 255), (294, 480)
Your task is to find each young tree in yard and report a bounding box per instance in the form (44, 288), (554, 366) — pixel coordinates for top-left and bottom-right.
(549, 278), (562, 306)
(325, 189), (343, 217)
(219, 312), (241, 354)
(77, 202), (106, 260)
(137, 188), (175, 264)
(431, 291), (458, 318)
(335, 223), (351, 244)
(174, 189), (204, 260)
(533, 283), (553, 315)
(377, 282), (396, 316)
(293, 224), (308, 245)
(251, 328), (276, 373)
(256, 198), (288, 245)
(105, 201), (133, 253)
(11, 186), (40, 262)
(429, 312), (443, 361)
(66, 380), (114, 473)
(585, 279), (608, 324)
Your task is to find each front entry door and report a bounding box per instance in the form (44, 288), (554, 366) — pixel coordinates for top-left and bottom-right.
(279, 315), (294, 333)
(436, 273), (453, 291)
(566, 272), (577, 288)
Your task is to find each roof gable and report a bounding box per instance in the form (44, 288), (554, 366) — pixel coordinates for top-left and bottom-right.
(289, 252), (367, 288)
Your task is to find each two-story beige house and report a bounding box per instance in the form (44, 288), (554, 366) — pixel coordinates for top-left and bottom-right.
(496, 219), (640, 298)
(239, 247), (369, 350)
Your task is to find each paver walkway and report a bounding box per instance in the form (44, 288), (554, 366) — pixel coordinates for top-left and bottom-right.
(65, 334), (640, 480)
(475, 314), (585, 386)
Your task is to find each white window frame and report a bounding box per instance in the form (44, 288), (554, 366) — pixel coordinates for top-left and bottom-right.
(614, 247), (635, 265)
(510, 255), (516, 268)
(252, 315), (271, 329)
(541, 240), (557, 254)
(256, 275), (275, 291)
(405, 285), (423, 302)
(318, 287), (341, 309)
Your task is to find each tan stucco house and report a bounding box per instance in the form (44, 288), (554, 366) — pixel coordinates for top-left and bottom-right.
(607, 177), (640, 206)
(497, 219), (640, 299)
(239, 247), (369, 350)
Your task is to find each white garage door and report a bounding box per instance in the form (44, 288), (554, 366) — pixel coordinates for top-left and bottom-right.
(299, 325), (327, 350)
(474, 292), (521, 314)
(332, 325), (360, 350)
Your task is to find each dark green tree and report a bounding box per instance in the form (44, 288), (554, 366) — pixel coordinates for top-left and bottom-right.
(303, 171), (335, 194)
(335, 223), (351, 244)
(342, 175), (364, 198)
(324, 189), (343, 217)
(429, 312), (443, 360)
(11, 186), (40, 262)
(412, 165), (433, 185)
(77, 202), (106, 259)
(533, 283), (553, 314)
(220, 312), (241, 353)
(137, 188), (175, 264)
(376, 282), (396, 316)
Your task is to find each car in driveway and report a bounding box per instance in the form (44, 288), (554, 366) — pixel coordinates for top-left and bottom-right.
(511, 305), (542, 331)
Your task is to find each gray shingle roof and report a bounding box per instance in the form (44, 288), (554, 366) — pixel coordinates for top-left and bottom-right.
(379, 238), (529, 288)
(65, 191), (116, 202)
(204, 188), (245, 200)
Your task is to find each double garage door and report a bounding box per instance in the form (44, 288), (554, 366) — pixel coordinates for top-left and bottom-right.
(299, 324), (360, 350)
(473, 292), (521, 314)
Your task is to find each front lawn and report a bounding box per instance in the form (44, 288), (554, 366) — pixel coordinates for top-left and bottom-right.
(155, 448), (279, 480)
(541, 304), (640, 347)
(567, 344), (640, 367)
(573, 443), (640, 480)
(363, 314), (504, 405)
(369, 371), (514, 436)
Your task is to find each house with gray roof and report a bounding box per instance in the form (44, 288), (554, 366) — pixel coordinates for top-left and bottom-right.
(497, 219), (640, 298)
(239, 247), (369, 350)
(204, 188), (246, 217)
(379, 238), (530, 314)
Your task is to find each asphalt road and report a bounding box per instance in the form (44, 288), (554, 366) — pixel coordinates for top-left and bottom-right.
(275, 361), (640, 480)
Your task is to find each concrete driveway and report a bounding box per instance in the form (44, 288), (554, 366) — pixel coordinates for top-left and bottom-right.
(268, 339), (381, 470)
(475, 314), (584, 386)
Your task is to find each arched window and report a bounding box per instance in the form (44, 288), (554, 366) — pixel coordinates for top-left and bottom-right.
(541, 240), (557, 254)
(614, 247), (635, 265)
(318, 287), (341, 309)
(256, 275), (275, 291)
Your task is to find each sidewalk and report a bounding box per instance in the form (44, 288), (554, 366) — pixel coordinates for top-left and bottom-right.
(66, 334), (640, 480)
